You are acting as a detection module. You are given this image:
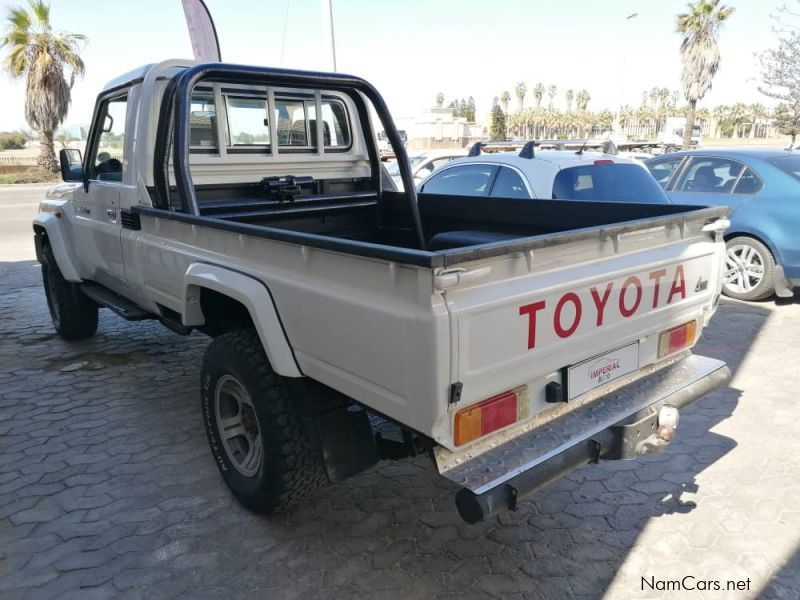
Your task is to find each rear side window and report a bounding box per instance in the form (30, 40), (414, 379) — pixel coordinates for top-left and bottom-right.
(491, 167), (530, 198)
(646, 156), (684, 189)
(552, 163), (669, 203)
(732, 168), (763, 194)
(422, 164), (496, 196)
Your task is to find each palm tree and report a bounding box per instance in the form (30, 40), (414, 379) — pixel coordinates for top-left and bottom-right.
(748, 102), (767, 138)
(676, 0), (734, 149)
(547, 84), (557, 110)
(565, 89), (574, 112)
(576, 89), (591, 111)
(1, 1), (86, 172)
(515, 82), (527, 112)
(500, 91), (511, 115)
(728, 102), (747, 138)
(533, 83), (545, 108)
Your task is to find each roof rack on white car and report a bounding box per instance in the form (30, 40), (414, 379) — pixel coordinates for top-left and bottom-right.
(467, 139), (619, 159)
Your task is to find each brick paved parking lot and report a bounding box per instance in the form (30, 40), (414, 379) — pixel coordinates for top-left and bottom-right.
(1, 217), (799, 597)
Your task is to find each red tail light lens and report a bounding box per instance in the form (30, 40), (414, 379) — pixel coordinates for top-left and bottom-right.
(594, 159), (614, 165)
(454, 387), (528, 446)
(658, 320), (697, 358)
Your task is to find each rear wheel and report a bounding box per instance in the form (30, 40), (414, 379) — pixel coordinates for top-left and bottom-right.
(201, 329), (327, 513)
(723, 236), (776, 301)
(40, 244), (98, 340)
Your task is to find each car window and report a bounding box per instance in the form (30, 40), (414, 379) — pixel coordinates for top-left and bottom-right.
(552, 163), (668, 203)
(767, 155), (800, 181)
(421, 164), (496, 196)
(675, 157), (745, 193)
(732, 167), (763, 194)
(491, 167), (530, 198)
(646, 156), (684, 189)
(92, 95), (127, 182)
(190, 93), (217, 149)
(227, 96), (270, 146)
(431, 157), (457, 170)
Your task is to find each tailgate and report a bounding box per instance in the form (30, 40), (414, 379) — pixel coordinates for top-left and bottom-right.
(439, 215), (726, 450)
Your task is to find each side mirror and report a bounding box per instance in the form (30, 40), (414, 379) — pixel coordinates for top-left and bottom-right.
(59, 148), (84, 182)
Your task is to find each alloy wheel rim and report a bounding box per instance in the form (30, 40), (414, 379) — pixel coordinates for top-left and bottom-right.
(214, 375), (263, 477)
(724, 244), (765, 294)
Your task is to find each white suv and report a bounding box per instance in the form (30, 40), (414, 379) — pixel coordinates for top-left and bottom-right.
(418, 142), (669, 203)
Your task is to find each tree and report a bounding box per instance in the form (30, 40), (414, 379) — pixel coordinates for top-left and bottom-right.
(759, 29), (800, 144)
(676, 0), (735, 150)
(515, 82), (527, 111)
(565, 89), (574, 112)
(1, 1), (86, 172)
(500, 91), (511, 115)
(772, 103), (800, 144)
(576, 89), (591, 111)
(465, 96), (476, 122)
(0, 130), (28, 149)
(533, 83), (544, 108)
(547, 84), (557, 109)
(435, 92), (444, 108)
(489, 104), (507, 141)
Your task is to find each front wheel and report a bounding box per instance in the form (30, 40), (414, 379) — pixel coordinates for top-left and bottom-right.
(40, 244), (98, 340)
(201, 329), (327, 513)
(723, 236), (776, 301)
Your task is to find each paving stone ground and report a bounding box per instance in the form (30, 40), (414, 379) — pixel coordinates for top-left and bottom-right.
(0, 257), (799, 600)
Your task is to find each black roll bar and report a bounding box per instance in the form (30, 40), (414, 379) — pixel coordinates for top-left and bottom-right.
(153, 63), (426, 249)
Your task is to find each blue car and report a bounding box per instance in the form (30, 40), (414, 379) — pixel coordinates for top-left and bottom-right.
(645, 149), (800, 301)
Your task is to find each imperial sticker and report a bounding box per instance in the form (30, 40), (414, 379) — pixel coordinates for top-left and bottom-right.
(567, 342), (640, 399)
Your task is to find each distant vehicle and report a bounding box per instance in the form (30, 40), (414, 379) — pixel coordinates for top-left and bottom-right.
(377, 129), (406, 158)
(385, 149), (467, 190)
(418, 142), (670, 204)
(660, 117), (702, 150)
(645, 148), (800, 301)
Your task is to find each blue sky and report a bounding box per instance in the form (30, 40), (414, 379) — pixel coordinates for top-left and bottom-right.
(0, 0), (788, 131)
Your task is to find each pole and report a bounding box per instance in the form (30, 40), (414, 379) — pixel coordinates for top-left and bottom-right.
(617, 12), (638, 134)
(322, 0), (337, 72)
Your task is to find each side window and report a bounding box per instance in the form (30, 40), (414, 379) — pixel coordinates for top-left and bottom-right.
(421, 164), (496, 196)
(275, 99), (307, 146)
(227, 97), (270, 146)
(491, 167), (530, 198)
(91, 95), (127, 182)
(675, 158), (745, 193)
(190, 93), (217, 149)
(307, 99), (351, 148)
(646, 157), (684, 189)
(732, 167), (763, 194)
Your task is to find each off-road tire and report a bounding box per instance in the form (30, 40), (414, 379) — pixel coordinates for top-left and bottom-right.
(40, 244), (98, 340)
(723, 236), (776, 302)
(201, 329), (327, 513)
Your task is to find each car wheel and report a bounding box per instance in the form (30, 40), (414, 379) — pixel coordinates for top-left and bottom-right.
(201, 329), (327, 513)
(723, 236), (776, 301)
(40, 244), (99, 340)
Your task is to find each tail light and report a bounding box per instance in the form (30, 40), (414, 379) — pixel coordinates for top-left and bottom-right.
(658, 320), (697, 358)
(454, 386), (528, 446)
(594, 159), (614, 165)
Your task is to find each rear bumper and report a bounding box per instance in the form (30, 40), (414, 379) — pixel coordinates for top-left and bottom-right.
(434, 353), (731, 523)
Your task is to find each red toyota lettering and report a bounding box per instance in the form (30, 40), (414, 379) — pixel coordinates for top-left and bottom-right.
(590, 283), (613, 326)
(554, 293), (582, 338)
(648, 269), (667, 308)
(668, 265), (686, 304)
(619, 276), (642, 318)
(519, 301), (546, 349)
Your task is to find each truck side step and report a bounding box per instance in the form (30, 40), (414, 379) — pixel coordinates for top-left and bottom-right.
(80, 283), (155, 321)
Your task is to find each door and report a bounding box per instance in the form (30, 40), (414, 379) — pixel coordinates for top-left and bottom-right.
(667, 156), (750, 209)
(73, 93), (128, 288)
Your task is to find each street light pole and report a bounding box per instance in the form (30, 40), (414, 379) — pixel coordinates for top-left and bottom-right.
(617, 12), (639, 135)
(322, 0), (337, 72)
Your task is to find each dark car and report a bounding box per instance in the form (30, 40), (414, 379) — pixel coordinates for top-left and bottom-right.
(645, 149), (800, 301)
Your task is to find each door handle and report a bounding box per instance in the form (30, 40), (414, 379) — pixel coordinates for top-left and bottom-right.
(106, 209), (117, 219)
(77, 206), (90, 215)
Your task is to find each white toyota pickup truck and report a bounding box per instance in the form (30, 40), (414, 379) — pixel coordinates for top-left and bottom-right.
(35, 60), (731, 523)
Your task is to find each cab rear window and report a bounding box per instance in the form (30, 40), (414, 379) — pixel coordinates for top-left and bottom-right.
(552, 163), (669, 203)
